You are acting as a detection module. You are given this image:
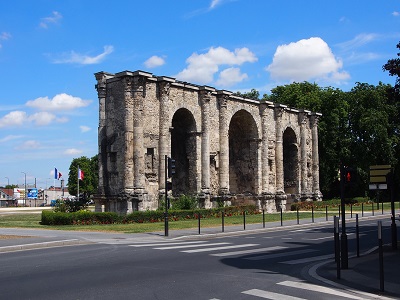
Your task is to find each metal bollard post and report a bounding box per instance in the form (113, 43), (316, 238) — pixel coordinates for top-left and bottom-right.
(362, 202), (364, 217)
(312, 206), (314, 223)
(326, 205), (328, 221)
(382, 200), (384, 215)
(351, 204), (353, 218)
(243, 211), (246, 230)
(198, 213), (201, 235)
(356, 214), (359, 257)
(222, 210), (225, 233)
(372, 202), (375, 216)
(334, 216), (340, 279)
(378, 221), (384, 292)
(262, 209), (265, 228)
(280, 207), (283, 226)
(297, 206), (299, 225)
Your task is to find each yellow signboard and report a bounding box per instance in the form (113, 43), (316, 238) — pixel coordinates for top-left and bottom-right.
(369, 165), (391, 184)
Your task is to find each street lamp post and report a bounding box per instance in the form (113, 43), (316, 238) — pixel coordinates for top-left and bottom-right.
(5, 177), (9, 203)
(21, 172), (26, 207)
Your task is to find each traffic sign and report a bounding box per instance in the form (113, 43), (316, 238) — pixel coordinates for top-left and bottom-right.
(369, 165), (391, 184)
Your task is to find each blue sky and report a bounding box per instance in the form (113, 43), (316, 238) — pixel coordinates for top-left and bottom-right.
(0, 0), (399, 189)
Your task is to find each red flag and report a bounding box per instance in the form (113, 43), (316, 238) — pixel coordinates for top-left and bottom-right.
(78, 168), (84, 180)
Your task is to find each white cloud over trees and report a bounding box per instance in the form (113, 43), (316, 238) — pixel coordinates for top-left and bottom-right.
(144, 55), (165, 68)
(176, 46), (257, 85)
(266, 37), (349, 83)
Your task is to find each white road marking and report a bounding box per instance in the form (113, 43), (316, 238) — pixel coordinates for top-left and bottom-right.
(129, 241), (206, 247)
(182, 244), (259, 253)
(242, 288), (307, 300)
(210, 246), (287, 257)
(277, 280), (365, 299)
(154, 242), (230, 250)
(280, 254), (333, 264)
(246, 249), (316, 261)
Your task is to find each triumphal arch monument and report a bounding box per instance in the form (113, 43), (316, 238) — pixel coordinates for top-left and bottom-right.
(94, 70), (322, 214)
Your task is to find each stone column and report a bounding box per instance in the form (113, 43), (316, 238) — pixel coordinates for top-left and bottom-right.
(274, 104), (287, 210)
(260, 103), (269, 194)
(132, 76), (146, 193)
(217, 91), (230, 196)
(311, 113), (323, 200)
(157, 78), (173, 192)
(260, 102), (275, 211)
(200, 88), (212, 207)
(123, 76), (135, 195)
(95, 72), (113, 195)
(94, 72), (113, 201)
(299, 109), (310, 200)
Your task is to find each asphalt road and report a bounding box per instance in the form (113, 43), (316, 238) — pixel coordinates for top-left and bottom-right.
(0, 217), (394, 300)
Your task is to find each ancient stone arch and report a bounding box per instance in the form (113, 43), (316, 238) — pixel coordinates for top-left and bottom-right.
(94, 70), (322, 214)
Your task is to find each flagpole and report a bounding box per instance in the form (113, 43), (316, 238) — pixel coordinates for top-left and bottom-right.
(77, 165), (80, 202)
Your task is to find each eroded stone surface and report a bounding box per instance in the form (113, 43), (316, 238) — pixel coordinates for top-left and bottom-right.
(94, 70), (322, 214)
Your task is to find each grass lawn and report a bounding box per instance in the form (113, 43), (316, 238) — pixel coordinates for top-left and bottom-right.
(0, 202), (396, 234)
(0, 210), (342, 234)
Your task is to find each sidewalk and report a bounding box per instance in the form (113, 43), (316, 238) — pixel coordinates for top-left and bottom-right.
(0, 210), (399, 299)
(316, 244), (400, 299)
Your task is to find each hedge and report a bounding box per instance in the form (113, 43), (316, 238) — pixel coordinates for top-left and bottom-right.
(290, 197), (371, 211)
(41, 205), (259, 226)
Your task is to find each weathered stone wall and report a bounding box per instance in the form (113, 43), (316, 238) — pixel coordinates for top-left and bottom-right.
(94, 70), (322, 215)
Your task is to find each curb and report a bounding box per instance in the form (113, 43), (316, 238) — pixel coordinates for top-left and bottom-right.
(0, 239), (94, 253)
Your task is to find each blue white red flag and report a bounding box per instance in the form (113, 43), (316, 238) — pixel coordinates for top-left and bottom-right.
(54, 168), (62, 180)
(78, 168), (84, 181)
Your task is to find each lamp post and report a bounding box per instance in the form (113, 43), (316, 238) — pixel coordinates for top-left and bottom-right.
(21, 172), (26, 207)
(5, 177), (9, 203)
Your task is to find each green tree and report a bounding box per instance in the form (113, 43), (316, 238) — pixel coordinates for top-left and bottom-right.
(67, 155), (98, 201)
(269, 82), (350, 197)
(382, 41), (400, 93)
(232, 88), (260, 100)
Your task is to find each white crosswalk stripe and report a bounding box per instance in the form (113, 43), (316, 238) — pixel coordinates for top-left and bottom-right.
(182, 243), (259, 253)
(277, 280), (365, 299)
(154, 242), (230, 250)
(210, 246), (287, 257)
(280, 254), (333, 264)
(242, 288), (306, 300)
(245, 248), (316, 261)
(128, 241), (332, 265)
(241, 281), (366, 299)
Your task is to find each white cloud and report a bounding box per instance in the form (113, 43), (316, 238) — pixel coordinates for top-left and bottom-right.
(52, 45), (114, 65)
(39, 11), (62, 29)
(28, 112), (56, 126)
(216, 67), (248, 87)
(337, 33), (379, 51)
(176, 46), (257, 84)
(393, 11), (399, 17)
(80, 125), (91, 133)
(64, 148), (83, 155)
(16, 140), (41, 150)
(266, 37), (350, 83)
(144, 55), (165, 68)
(26, 93), (92, 111)
(0, 135), (24, 143)
(0, 111), (27, 128)
(0, 32), (11, 49)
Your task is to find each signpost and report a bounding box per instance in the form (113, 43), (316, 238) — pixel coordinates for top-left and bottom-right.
(369, 165), (397, 250)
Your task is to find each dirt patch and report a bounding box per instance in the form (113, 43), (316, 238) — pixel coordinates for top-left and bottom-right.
(0, 235), (32, 240)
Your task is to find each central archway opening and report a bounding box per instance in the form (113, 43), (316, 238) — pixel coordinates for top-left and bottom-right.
(171, 108), (197, 196)
(228, 110), (259, 195)
(283, 127), (299, 196)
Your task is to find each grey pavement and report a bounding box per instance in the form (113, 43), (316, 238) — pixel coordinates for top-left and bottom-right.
(0, 208), (399, 299)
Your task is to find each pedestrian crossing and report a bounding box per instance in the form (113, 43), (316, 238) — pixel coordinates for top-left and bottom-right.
(128, 240), (332, 264)
(239, 280), (365, 299)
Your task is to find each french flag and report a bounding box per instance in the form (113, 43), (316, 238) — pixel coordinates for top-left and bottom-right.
(78, 168), (84, 181)
(54, 168), (62, 180)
